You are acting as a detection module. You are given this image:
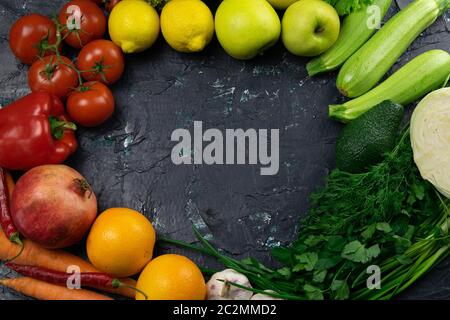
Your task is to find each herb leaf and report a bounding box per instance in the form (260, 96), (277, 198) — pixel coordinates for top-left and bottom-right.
(331, 279), (350, 300)
(341, 241), (380, 263)
(304, 284), (324, 300)
(313, 270), (327, 283)
(324, 0), (375, 16)
(293, 252), (318, 272)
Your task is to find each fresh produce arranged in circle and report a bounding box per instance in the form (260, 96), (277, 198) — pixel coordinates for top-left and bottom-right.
(0, 0), (448, 301)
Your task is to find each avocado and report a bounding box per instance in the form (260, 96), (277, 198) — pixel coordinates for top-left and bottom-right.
(335, 100), (404, 173)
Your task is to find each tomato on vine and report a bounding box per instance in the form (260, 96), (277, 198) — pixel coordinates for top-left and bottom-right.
(58, 0), (106, 49)
(9, 14), (58, 64)
(28, 55), (79, 99)
(77, 39), (125, 85)
(67, 82), (115, 127)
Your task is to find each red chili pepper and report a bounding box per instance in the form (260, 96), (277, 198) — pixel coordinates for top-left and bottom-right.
(0, 167), (23, 260)
(5, 263), (148, 299)
(0, 92), (77, 171)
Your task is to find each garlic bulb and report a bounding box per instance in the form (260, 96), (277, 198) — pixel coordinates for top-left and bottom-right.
(206, 269), (253, 300)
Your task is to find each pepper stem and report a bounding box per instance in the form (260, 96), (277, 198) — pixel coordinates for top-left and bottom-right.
(49, 116), (77, 140)
(4, 232), (24, 263)
(111, 279), (149, 300)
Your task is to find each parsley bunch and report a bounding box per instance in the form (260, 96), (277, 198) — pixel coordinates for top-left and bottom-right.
(270, 130), (446, 299)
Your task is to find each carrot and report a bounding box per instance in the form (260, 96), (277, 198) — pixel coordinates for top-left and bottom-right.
(0, 277), (113, 300)
(0, 230), (137, 298)
(6, 263), (148, 299)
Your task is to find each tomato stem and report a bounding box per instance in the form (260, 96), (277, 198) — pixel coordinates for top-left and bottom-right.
(39, 17), (116, 88)
(74, 81), (96, 93)
(39, 18), (85, 87)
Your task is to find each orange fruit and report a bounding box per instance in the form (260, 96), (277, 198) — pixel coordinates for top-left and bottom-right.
(136, 254), (206, 300)
(86, 208), (156, 277)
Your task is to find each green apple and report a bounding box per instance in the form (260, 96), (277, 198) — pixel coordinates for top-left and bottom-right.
(282, 0), (340, 57)
(267, 0), (299, 10)
(215, 0), (281, 60)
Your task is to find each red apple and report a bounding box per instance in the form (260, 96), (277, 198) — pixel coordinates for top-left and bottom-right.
(11, 165), (97, 249)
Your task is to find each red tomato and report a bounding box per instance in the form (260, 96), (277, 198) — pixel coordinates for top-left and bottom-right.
(28, 55), (79, 99)
(67, 82), (115, 127)
(77, 39), (125, 84)
(87, 0), (103, 4)
(105, 0), (121, 11)
(58, 0), (106, 49)
(9, 14), (58, 64)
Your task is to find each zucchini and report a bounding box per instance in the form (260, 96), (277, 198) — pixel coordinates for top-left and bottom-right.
(306, 0), (392, 77)
(336, 0), (448, 98)
(329, 49), (450, 122)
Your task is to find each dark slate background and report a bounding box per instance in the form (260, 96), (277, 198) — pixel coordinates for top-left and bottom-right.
(0, 0), (449, 300)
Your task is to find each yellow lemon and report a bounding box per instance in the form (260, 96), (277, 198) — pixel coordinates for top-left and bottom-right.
(161, 0), (214, 53)
(266, 0), (299, 10)
(136, 254), (206, 300)
(86, 208), (156, 277)
(109, 0), (160, 53)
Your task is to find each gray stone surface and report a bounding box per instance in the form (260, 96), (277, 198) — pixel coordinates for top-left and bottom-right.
(0, 0), (449, 300)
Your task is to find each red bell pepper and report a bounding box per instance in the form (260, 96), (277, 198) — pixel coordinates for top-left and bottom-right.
(0, 92), (77, 170)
